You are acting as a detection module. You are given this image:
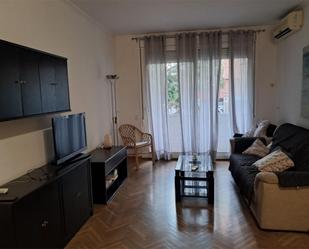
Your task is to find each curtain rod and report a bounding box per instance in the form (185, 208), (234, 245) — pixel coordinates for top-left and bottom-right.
(131, 29), (265, 41)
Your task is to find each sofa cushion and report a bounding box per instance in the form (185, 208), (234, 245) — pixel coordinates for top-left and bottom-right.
(243, 126), (256, 137)
(253, 149), (294, 172)
(229, 154), (260, 200)
(266, 124), (277, 137)
(243, 139), (270, 157)
(230, 153), (261, 169)
(233, 137), (267, 154)
(253, 120), (270, 137)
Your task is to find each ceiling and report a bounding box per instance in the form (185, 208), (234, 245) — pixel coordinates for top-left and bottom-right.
(70, 0), (307, 35)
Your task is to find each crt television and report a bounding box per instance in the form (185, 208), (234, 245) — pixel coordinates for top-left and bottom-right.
(52, 113), (87, 165)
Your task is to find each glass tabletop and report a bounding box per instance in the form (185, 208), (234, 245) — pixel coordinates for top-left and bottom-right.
(175, 154), (214, 173)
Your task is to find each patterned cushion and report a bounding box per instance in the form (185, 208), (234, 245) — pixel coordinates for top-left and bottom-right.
(253, 149), (294, 172)
(242, 139), (269, 157)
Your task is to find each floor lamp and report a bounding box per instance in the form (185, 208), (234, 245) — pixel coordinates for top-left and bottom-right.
(106, 74), (119, 146)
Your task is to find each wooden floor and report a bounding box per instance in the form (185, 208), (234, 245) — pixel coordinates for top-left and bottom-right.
(66, 160), (309, 249)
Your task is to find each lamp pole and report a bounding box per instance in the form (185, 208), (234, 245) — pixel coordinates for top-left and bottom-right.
(106, 74), (119, 146)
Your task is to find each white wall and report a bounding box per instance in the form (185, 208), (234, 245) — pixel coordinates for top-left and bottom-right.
(276, 3), (309, 128)
(0, 0), (114, 184)
(255, 27), (278, 122)
(114, 36), (142, 129)
(114, 26), (278, 131)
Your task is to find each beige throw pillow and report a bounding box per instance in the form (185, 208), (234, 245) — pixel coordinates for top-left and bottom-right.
(242, 139), (269, 157)
(253, 120), (270, 137)
(253, 149), (294, 172)
(243, 126), (256, 137)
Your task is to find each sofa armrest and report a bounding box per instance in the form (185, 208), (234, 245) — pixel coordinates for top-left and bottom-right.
(233, 133), (243, 138)
(252, 172), (309, 231)
(255, 172), (278, 184)
(277, 171), (309, 187)
(230, 137), (266, 154)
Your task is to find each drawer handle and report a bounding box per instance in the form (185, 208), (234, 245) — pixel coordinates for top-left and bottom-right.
(50, 82), (58, 86)
(14, 80), (27, 84)
(41, 220), (49, 228)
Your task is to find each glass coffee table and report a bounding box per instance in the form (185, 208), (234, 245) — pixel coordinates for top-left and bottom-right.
(175, 154), (214, 204)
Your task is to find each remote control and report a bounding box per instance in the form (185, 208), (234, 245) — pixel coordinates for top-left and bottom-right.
(191, 166), (199, 171)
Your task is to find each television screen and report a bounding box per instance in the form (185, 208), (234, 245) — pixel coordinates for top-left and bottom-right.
(52, 113), (87, 165)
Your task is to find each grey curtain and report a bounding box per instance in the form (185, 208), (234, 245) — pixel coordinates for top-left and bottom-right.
(176, 32), (222, 159)
(176, 33), (198, 153)
(143, 36), (171, 160)
(229, 31), (256, 134)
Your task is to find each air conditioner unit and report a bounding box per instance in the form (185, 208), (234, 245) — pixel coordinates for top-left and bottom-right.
(272, 10), (303, 40)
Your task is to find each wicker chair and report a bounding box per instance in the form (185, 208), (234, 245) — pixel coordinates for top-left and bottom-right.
(118, 124), (155, 169)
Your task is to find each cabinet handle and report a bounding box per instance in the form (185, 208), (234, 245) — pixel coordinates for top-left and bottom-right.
(50, 82), (58, 86)
(41, 220), (49, 228)
(14, 80), (27, 84)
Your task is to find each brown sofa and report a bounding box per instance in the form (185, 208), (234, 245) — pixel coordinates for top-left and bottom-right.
(229, 123), (309, 232)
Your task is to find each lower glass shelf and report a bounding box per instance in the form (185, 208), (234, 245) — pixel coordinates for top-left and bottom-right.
(183, 187), (207, 198)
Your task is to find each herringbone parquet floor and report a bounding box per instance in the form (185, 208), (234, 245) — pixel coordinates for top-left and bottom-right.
(66, 160), (309, 249)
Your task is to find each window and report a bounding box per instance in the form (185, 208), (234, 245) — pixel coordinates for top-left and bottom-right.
(167, 62), (180, 115)
(217, 59), (232, 156)
(218, 59), (230, 114)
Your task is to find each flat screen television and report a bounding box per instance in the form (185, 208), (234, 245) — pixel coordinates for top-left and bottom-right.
(52, 113), (87, 165)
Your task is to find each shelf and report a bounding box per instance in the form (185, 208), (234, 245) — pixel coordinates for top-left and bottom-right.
(91, 147), (128, 204)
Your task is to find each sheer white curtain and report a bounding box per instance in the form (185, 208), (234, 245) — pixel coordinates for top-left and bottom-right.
(143, 36), (171, 160)
(199, 32), (222, 159)
(176, 33), (198, 153)
(229, 31), (256, 134)
(176, 32), (222, 159)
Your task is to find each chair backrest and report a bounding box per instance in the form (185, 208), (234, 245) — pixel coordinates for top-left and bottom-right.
(119, 124), (143, 146)
(119, 124), (136, 139)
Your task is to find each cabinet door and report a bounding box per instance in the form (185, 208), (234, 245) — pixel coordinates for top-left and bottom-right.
(39, 54), (56, 113)
(0, 43), (22, 120)
(14, 182), (62, 248)
(39, 55), (70, 113)
(38, 182), (62, 248)
(19, 50), (42, 115)
(0, 205), (15, 248)
(54, 58), (70, 111)
(62, 160), (92, 242)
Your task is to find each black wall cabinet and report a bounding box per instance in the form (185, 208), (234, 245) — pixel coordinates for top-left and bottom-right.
(0, 39), (71, 121)
(0, 43), (23, 119)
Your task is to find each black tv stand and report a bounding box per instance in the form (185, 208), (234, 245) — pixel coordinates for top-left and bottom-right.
(0, 157), (93, 248)
(91, 146), (127, 204)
